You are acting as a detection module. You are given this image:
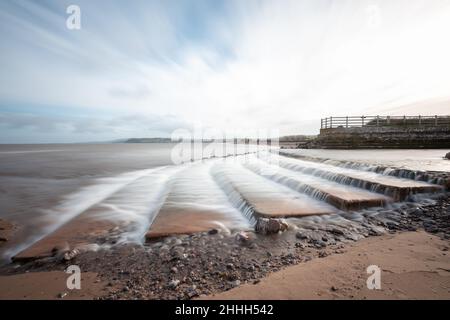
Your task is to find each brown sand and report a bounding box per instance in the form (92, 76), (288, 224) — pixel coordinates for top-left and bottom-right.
(0, 271), (107, 300)
(206, 231), (450, 300)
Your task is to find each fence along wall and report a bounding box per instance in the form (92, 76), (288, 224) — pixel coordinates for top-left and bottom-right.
(312, 115), (450, 149)
(321, 115), (450, 129)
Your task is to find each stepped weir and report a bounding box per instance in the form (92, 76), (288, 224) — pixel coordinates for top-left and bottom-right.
(11, 150), (446, 262)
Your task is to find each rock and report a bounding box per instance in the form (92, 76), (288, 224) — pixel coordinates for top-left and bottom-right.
(159, 244), (170, 252)
(255, 218), (288, 234)
(208, 229), (219, 235)
(312, 239), (326, 248)
(168, 279), (180, 289)
(171, 267), (178, 274)
(235, 231), (250, 243)
(249, 242), (258, 249)
(226, 263), (235, 270)
(296, 232), (308, 240)
(444, 152), (450, 160)
(331, 286), (338, 292)
(172, 239), (183, 246)
(231, 280), (241, 287)
(63, 249), (80, 261)
(58, 292), (67, 299)
(330, 228), (345, 236)
(186, 286), (199, 298)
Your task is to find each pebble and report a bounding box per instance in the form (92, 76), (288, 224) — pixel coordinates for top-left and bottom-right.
(231, 280), (241, 287)
(58, 292), (67, 299)
(296, 232), (308, 240)
(169, 280), (180, 289)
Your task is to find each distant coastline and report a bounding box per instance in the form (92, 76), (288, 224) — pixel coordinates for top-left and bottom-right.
(124, 138), (173, 143)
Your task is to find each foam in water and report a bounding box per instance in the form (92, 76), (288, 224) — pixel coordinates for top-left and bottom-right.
(1, 166), (178, 261)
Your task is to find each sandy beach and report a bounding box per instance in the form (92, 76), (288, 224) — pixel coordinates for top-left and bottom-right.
(206, 231), (450, 300)
(1, 229), (448, 300)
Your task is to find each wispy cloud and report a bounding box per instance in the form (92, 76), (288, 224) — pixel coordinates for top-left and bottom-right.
(1, 0), (450, 142)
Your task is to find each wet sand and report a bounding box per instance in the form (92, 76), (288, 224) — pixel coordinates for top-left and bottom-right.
(0, 219), (14, 243)
(0, 271), (107, 300)
(206, 231), (450, 300)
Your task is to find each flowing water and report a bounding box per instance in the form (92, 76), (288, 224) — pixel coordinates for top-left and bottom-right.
(0, 144), (448, 263)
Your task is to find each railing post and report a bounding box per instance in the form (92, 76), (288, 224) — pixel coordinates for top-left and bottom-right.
(435, 115), (438, 126)
(387, 116), (390, 125)
(403, 115), (406, 125)
(346, 116), (348, 128)
(330, 116), (333, 128)
(419, 115), (421, 126)
(362, 115), (365, 126)
(376, 115), (379, 127)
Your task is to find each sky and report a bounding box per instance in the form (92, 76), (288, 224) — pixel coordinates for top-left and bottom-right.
(1, 0), (450, 143)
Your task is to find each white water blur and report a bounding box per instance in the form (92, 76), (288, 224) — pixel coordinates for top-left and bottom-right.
(280, 149), (450, 174)
(160, 160), (251, 230)
(243, 157), (392, 205)
(0, 167), (174, 261)
(269, 153), (439, 195)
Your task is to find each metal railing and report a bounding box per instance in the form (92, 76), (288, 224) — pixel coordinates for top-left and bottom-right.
(320, 115), (450, 129)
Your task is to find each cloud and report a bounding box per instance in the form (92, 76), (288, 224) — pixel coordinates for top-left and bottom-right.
(1, 0), (450, 142)
(0, 112), (191, 143)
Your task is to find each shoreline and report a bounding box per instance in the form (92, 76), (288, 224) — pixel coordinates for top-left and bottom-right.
(0, 195), (448, 300)
(205, 230), (450, 300)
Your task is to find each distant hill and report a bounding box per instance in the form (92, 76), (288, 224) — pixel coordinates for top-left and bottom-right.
(124, 138), (173, 143)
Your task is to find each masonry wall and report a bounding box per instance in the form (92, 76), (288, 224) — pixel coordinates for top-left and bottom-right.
(310, 126), (450, 149)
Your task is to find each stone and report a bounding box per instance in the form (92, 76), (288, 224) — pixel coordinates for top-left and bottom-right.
(226, 263), (235, 270)
(330, 228), (345, 236)
(208, 229), (219, 235)
(296, 232), (308, 240)
(231, 280), (241, 287)
(445, 152), (450, 160)
(173, 239), (183, 246)
(255, 218), (288, 234)
(169, 279), (180, 289)
(235, 231), (250, 243)
(63, 249), (80, 261)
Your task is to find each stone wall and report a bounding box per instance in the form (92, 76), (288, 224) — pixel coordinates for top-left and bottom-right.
(309, 126), (450, 149)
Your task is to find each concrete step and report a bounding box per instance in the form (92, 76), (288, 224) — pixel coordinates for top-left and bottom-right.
(211, 164), (336, 219)
(13, 168), (175, 262)
(146, 164), (248, 240)
(273, 155), (443, 201)
(244, 161), (392, 210)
